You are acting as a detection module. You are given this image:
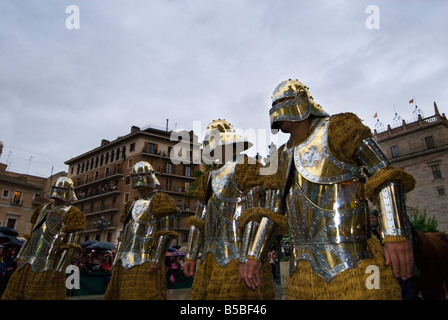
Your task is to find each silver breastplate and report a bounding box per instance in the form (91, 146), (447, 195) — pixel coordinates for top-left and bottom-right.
(285, 118), (371, 282)
(116, 193), (158, 269)
(201, 158), (245, 266)
(18, 204), (71, 273)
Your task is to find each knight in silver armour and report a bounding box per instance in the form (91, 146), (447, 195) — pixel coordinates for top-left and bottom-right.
(104, 161), (178, 300)
(244, 79), (415, 300)
(183, 119), (280, 300)
(2, 177), (85, 300)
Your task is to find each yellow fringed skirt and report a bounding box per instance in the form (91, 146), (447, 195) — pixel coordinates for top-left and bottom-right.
(190, 253), (275, 300)
(1, 264), (66, 300)
(286, 238), (402, 300)
(104, 261), (167, 300)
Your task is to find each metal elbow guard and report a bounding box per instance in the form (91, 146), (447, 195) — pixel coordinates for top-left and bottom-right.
(356, 136), (390, 176)
(55, 231), (81, 273)
(150, 234), (171, 265)
(185, 202), (206, 260)
(377, 182), (411, 238)
(185, 225), (202, 261)
(240, 217), (276, 263)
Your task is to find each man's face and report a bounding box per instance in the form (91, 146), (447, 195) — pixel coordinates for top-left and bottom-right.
(279, 121), (296, 133)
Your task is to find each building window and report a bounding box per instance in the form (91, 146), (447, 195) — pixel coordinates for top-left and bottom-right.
(124, 192), (130, 203)
(390, 146), (399, 158)
(125, 176), (130, 185)
(430, 164), (443, 180)
(6, 218), (16, 229)
(184, 181), (190, 193)
(128, 159), (134, 169)
(185, 166), (191, 177)
(165, 179), (172, 191)
(166, 163), (173, 174)
(11, 191), (22, 205)
(147, 143), (155, 154)
(425, 136), (435, 149)
(130, 143), (135, 152)
(437, 187), (445, 196)
(2, 189), (9, 199)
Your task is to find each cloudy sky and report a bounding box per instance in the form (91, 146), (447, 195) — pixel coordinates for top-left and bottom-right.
(1, 0), (447, 177)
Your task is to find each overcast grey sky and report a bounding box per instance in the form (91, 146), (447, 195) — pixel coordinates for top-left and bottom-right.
(1, 0), (447, 177)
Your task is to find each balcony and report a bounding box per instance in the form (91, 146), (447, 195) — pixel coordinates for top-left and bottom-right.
(75, 188), (121, 203)
(389, 137), (448, 160)
(75, 168), (123, 189)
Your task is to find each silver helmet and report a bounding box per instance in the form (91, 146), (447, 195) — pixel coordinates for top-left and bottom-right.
(130, 161), (160, 189)
(50, 177), (77, 202)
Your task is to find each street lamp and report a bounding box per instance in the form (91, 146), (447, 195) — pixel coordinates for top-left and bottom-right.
(93, 213), (111, 240)
(176, 204), (182, 247)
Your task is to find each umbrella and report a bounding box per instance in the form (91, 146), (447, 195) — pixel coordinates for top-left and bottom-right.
(86, 241), (116, 251)
(167, 246), (176, 252)
(2, 237), (25, 248)
(0, 232), (25, 248)
(80, 239), (99, 248)
(173, 251), (185, 256)
(0, 227), (18, 237)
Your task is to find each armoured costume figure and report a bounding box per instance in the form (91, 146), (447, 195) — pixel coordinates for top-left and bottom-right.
(2, 177), (85, 300)
(245, 79), (415, 299)
(104, 161), (178, 300)
(183, 119), (283, 300)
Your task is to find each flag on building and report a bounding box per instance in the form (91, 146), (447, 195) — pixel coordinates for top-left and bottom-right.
(374, 112), (378, 118)
(409, 99), (414, 104)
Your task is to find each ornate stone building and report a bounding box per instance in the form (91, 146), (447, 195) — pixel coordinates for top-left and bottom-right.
(0, 141), (65, 237)
(374, 102), (448, 232)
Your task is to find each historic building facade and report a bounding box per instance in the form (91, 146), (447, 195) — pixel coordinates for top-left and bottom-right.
(64, 126), (201, 247)
(0, 141), (65, 237)
(374, 102), (448, 232)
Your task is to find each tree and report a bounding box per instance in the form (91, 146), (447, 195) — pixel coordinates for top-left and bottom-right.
(409, 207), (440, 233)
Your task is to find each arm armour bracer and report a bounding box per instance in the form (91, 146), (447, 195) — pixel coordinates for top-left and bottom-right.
(149, 215), (177, 265)
(239, 187), (283, 263)
(356, 136), (411, 238)
(185, 201), (207, 261)
(55, 231), (82, 273)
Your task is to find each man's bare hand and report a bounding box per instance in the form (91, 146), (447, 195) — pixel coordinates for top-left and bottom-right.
(148, 264), (160, 273)
(238, 259), (262, 290)
(384, 239), (414, 280)
(183, 260), (196, 277)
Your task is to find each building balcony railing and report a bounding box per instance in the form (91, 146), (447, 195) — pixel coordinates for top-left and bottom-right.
(390, 137), (448, 159)
(75, 188), (121, 203)
(81, 203), (120, 215)
(75, 168), (123, 188)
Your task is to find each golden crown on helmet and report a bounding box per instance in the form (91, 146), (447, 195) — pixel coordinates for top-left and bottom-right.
(202, 119), (253, 155)
(50, 176), (77, 202)
(130, 161), (160, 189)
(269, 79), (329, 131)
